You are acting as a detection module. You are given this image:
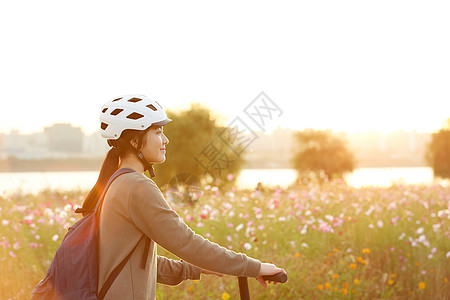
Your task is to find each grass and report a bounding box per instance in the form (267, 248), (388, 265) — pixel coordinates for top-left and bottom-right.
(1, 180), (449, 299)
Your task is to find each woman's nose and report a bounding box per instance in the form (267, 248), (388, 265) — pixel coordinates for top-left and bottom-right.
(163, 133), (169, 145)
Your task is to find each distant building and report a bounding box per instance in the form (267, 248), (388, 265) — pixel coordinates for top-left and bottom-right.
(243, 128), (431, 168)
(243, 127), (296, 168)
(44, 123), (83, 155)
(346, 130), (430, 167)
(0, 123), (109, 160)
(0, 123), (433, 168)
(2, 130), (48, 159)
(83, 131), (109, 157)
(0, 133), (6, 160)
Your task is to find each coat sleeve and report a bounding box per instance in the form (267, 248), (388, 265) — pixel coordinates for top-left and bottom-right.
(157, 256), (201, 285)
(128, 178), (261, 278)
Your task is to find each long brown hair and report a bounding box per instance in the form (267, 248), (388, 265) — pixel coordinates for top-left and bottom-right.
(77, 127), (152, 216)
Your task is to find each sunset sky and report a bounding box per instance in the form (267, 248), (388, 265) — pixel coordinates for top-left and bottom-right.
(1, 0), (449, 135)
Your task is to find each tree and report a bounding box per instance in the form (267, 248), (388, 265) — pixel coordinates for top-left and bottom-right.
(291, 129), (355, 181)
(426, 118), (450, 179)
(152, 103), (245, 189)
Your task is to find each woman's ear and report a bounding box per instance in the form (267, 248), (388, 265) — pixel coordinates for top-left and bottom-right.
(130, 137), (139, 150)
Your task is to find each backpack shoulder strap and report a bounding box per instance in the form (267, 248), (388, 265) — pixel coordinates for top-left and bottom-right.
(94, 168), (136, 299)
(96, 168), (150, 300)
(98, 234), (147, 299)
(94, 167), (136, 213)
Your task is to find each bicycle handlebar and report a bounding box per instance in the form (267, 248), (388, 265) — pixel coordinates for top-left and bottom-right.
(261, 272), (288, 283)
(238, 272), (288, 300)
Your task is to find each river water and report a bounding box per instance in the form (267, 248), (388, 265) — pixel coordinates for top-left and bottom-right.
(0, 167), (447, 195)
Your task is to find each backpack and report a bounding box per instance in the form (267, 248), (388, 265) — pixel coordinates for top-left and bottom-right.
(31, 168), (144, 300)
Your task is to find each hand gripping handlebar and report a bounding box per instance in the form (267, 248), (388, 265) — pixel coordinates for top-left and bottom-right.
(261, 272), (288, 283)
(238, 272), (288, 300)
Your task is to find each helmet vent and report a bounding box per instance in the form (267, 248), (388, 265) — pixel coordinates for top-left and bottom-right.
(147, 104), (157, 111)
(126, 112), (144, 120)
(128, 97), (142, 103)
(101, 122), (109, 130)
(155, 101), (163, 109)
(110, 108), (124, 116)
(112, 97), (122, 102)
(102, 108), (108, 113)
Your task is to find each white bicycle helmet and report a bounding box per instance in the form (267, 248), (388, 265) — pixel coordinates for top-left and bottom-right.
(100, 94), (172, 140)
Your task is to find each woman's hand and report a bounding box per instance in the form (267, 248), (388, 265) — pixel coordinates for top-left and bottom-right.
(255, 263), (287, 288)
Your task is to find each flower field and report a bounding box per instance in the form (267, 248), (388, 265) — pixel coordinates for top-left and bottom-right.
(1, 180), (449, 299)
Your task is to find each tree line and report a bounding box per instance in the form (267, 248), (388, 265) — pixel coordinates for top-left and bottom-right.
(153, 105), (450, 189)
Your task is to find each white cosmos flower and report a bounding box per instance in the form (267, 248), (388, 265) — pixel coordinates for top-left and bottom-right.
(432, 224), (441, 231)
(243, 242), (252, 250)
(300, 225), (308, 235)
(63, 204), (72, 212)
(377, 220), (384, 228)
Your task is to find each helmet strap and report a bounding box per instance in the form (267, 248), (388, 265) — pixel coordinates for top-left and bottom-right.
(112, 139), (156, 177)
(136, 152), (155, 177)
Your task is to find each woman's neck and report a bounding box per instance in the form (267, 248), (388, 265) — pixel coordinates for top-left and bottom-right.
(119, 154), (144, 173)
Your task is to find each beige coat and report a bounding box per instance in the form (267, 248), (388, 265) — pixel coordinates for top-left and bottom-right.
(98, 171), (261, 299)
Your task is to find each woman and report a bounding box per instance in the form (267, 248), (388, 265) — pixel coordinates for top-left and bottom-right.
(79, 94), (286, 299)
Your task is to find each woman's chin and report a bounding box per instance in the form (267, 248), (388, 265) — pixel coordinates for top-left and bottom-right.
(154, 156), (166, 164)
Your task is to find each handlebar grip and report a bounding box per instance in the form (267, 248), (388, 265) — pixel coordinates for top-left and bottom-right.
(262, 272), (288, 283)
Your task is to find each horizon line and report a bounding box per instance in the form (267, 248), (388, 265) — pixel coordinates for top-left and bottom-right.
(0, 122), (440, 136)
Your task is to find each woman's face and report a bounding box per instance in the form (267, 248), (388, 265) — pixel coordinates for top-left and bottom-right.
(141, 126), (169, 164)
